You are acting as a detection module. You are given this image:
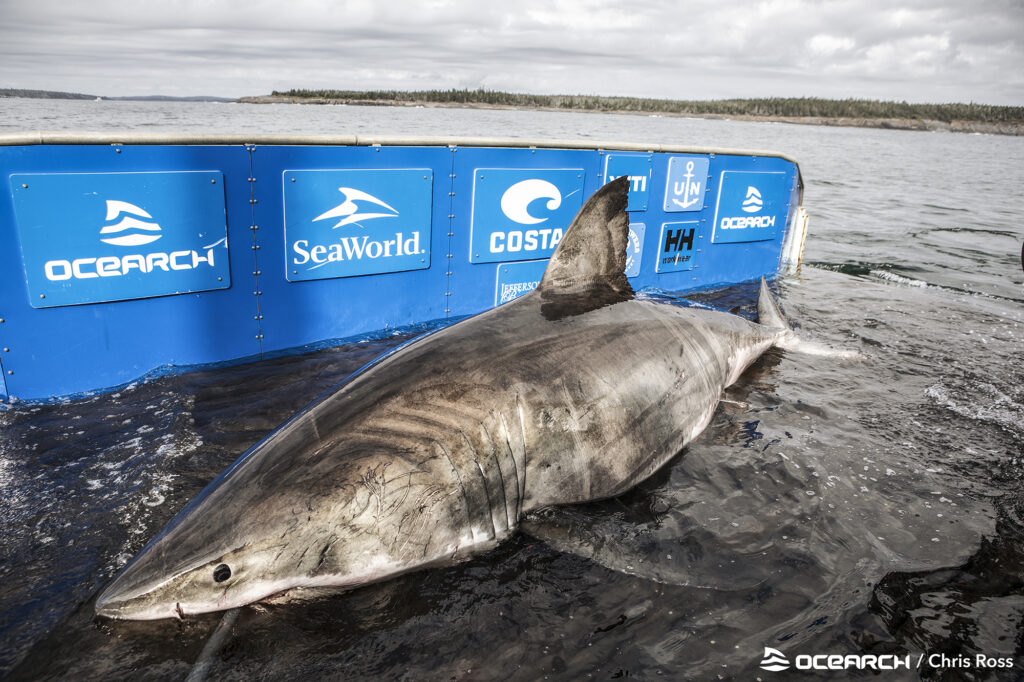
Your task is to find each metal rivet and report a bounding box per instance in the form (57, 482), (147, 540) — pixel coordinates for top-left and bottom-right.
(291, 178), (295, 182)
(0, 318), (4, 323)
(292, 270), (298, 274)
(39, 294), (44, 299)
(217, 277), (223, 282)
(2, 348), (8, 352)
(21, 183), (27, 189)
(116, 148), (121, 153)
(6, 371), (11, 376)
(211, 179), (216, 184)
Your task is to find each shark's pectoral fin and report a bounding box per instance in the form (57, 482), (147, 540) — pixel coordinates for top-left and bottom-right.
(521, 506), (762, 591)
(536, 176), (635, 320)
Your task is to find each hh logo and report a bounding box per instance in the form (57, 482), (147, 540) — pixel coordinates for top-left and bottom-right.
(656, 221), (698, 273)
(760, 647), (790, 672)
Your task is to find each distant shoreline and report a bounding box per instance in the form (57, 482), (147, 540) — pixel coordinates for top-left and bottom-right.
(237, 95), (1024, 136)
(5, 88), (1021, 136)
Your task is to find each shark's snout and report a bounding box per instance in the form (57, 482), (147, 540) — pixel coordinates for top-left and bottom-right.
(95, 569), (179, 620)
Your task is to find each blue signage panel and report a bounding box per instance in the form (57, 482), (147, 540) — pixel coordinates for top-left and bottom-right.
(656, 221), (701, 273)
(626, 222), (645, 278)
(664, 156), (710, 212)
(9, 171), (230, 308)
(470, 168), (585, 264)
(604, 154), (651, 212)
(284, 169), (433, 281)
(494, 259), (548, 306)
(711, 171), (789, 243)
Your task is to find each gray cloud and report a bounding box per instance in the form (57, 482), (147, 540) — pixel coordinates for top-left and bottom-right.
(0, 0), (1021, 104)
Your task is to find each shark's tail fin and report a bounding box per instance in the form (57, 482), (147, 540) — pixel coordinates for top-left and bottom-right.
(757, 277), (789, 330)
(758, 277), (860, 358)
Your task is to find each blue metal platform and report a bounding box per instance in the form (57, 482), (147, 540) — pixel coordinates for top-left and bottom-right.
(0, 134), (807, 401)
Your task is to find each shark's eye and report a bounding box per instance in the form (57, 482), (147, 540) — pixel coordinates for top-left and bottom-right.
(213, 564), (231, 583)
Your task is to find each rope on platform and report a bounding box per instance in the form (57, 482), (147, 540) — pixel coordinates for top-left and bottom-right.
(184, 607), (241, 682)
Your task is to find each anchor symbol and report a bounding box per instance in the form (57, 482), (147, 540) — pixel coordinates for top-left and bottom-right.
(671, 160), (703, 209)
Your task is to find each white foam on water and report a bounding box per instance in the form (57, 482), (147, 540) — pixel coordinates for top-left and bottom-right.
(870, 270), (928, 288)
(926, 381), (1024, 436)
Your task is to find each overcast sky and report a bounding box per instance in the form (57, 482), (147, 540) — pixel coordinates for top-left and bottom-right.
(1, 0), (1022, 105)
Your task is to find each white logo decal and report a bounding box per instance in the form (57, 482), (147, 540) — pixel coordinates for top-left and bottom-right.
(100, 200), (162, 247)
(500, 179), (563, 225)
(313, 187), (399, 229)
(760, 647), (790, 672)
(742, 186), (763, 213)
(671, 160), (703, 209)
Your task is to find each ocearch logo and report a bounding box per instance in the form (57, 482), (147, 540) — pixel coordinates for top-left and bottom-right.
(760, 648), (790, 672)
(758, 646), (917, 672)
(43, 198), (218, 281)
(742, 186), (763, 213)
(100, 200), (163, 246)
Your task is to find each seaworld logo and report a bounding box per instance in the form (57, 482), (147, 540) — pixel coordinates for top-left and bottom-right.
(312, 187), (399, 229)
(292, 186), (425, 270)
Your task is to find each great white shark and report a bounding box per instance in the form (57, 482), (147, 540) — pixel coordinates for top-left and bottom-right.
(96, 176), (797, 620)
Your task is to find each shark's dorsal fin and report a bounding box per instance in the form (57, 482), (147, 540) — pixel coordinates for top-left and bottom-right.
(536, 176), (634, 318)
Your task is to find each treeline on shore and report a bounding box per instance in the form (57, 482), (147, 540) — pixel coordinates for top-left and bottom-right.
(0, 88), (97, 100)
(272, 89), (1024, 124)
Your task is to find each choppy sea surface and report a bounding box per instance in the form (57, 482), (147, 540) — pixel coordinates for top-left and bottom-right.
(1, 99), (1023, 680)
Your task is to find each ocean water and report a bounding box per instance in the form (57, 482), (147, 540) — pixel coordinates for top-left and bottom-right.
(1, 99), (1022, 680)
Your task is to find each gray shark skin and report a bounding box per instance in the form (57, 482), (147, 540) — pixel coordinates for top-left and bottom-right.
(95, 176), (791, 620)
